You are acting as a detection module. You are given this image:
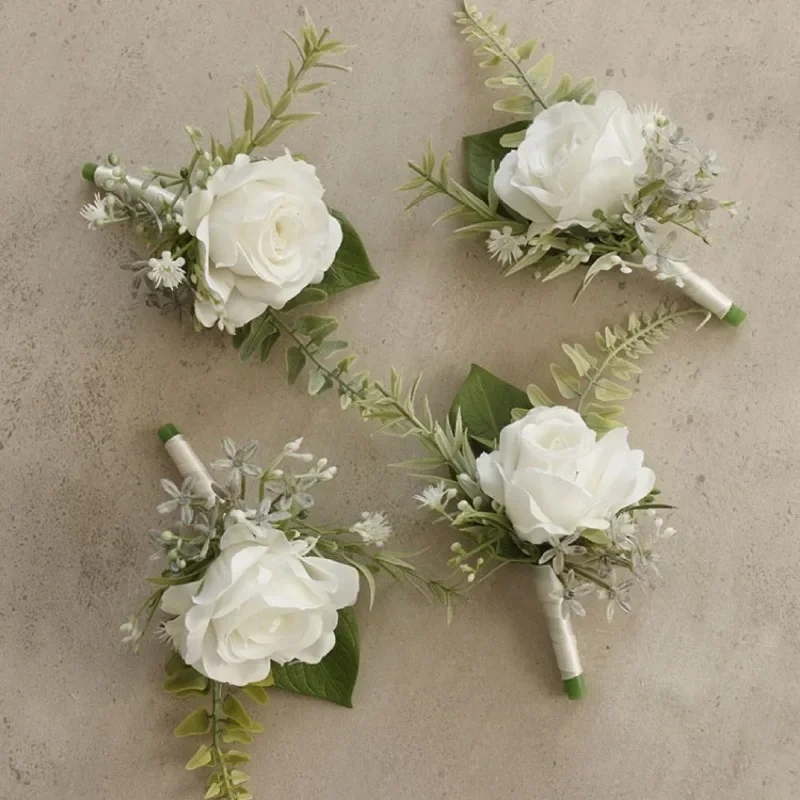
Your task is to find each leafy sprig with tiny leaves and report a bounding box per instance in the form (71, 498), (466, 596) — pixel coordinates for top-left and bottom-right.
(81, 12), (378, 389)
(399, 1), (739, 314)
(123, 435), (457, 800)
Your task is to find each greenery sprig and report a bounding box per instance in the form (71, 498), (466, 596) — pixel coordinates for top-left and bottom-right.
(455, 0), (596, 124)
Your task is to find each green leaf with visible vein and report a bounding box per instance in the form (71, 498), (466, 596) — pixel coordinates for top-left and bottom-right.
(271, 607), (359, 707)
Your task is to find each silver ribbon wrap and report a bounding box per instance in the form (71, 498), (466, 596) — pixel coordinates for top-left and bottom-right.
(670, 262), (733, 319)
(533, 565), (582, 681)
(164, 434), (215, 507)
(92, 165), (183, 212)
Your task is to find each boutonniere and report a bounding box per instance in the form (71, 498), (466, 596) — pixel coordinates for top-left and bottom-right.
(127, 425), (453, 799)
(301, 303), (704, 697)
(400, 2), (745, 326)
(79, 13), (376, 391)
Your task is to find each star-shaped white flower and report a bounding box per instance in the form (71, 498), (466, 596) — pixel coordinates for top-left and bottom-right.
(79, 193), (110, 229)
(147, 250), (186, 290)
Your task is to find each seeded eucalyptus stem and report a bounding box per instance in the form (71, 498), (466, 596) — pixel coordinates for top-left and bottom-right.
(574, 307), (708, 415)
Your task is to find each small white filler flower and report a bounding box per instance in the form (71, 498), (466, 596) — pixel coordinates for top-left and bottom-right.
(350, 511), (393, 548)
(79, 193), (110, 229)
(147, 251), (186, 290)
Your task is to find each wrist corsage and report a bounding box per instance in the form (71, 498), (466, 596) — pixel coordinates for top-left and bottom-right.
(400, 2), (745, 326)
(79, 13), (376, 390)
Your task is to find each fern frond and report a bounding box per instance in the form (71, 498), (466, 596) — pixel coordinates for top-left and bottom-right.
(534, 304), (709, 432)
(454, 1), (596, 116)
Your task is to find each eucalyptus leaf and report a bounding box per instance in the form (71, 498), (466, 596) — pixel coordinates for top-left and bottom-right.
(450, 363), (530, 447)
(285, 347), (306, 385)
(271, 607), (359, 708)
(238, 314), (278, 363)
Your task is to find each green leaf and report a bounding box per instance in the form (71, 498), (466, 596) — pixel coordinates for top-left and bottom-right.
(223, 750), (251, 766)
(285, 346), (306, 385)
(594, 378), (633, 402)
(550, 363), (581, 399)
(450, 363), (530, 446)
(238, 314), (278, 363)
(516, 38), (537, 60)
(259, 328), (281, 361)
(493, 94), (535, 115)
(463, 121), (528, 199)
(580, 529), (613, 546)
(222, 695), (263, 733)
(526, 383), (553, 408)
(307, 368), (327, 395)
(221, 727), (253, 745)
(583, 412), (625, 434)
(242, 684), (269, 705)
(174, 708), (211, 737)
(282, 287), (329, 311)
(186, 745), (213, 770)
(166, 652), (187, 676)
(271, 607), (359, 708)
(164, 667), (209, 696)
(311, 210), (378, 298)
(243, 89), (255, 136)
(295, 315), (338, 343)
(561, 343), (592, 377)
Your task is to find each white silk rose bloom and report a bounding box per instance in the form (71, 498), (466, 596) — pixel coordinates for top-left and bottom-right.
(494, 90), (647, 230)
(476, 406), (655, 545)
(183, 152), (342, 332)
(160, 515), (359, 686)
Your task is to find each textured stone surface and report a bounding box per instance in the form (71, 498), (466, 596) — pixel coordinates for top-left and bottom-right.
(1, 0), (797, 797)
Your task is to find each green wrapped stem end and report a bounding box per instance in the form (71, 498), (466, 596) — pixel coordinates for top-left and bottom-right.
(722, 304), (747, 327)
(81, 162), (99, 182)
(563, 674), (586, 700)
(158, 423), (181, 443)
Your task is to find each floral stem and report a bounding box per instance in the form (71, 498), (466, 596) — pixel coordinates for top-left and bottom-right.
(575, 307), (707, 415)
(210, 682), (235, 799)
(270, 313), (364, 399)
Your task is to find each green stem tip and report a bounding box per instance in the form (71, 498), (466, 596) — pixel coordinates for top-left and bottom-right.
(563, 674), (586, 700)
(722, 304), (747, 327)
(157, 423), (181, 443)
(81, 162), (99, 182)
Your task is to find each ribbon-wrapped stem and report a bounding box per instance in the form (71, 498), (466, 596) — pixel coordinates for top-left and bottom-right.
(533, 565), (586, 700)
(667, 262), (746, 327)
(158, 423), (215, 506)
(82, 163), (183, 212)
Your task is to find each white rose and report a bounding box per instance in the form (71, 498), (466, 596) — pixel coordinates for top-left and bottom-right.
(493, 90), (647, 230)
(183, 152), (342, 332)
(160, 515), (359, 686)
(476, 406), (655, 545)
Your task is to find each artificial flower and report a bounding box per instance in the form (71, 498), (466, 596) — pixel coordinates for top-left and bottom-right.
(493, 91), (647, 230)
(161, 515), (359, 685)
(475, 406), (655, 544)
(183, 152), (342, 331)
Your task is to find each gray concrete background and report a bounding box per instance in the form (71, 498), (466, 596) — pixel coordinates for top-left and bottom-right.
(1, 0), (798, 798)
